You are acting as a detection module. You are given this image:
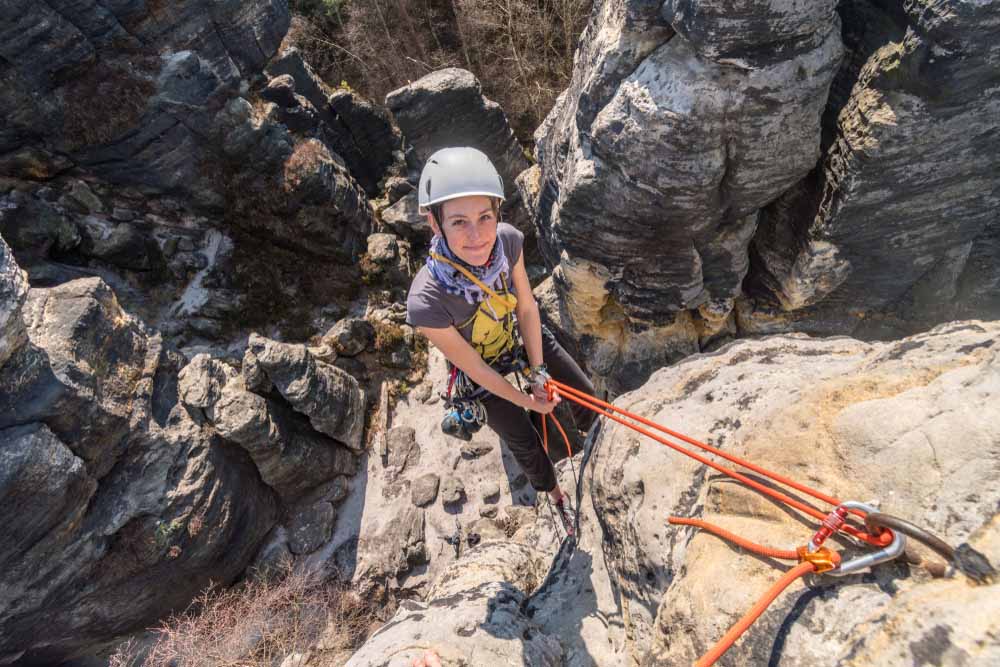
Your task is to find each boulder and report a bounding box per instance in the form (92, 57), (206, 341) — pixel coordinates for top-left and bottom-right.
(262, 74), (298, 107)
(245, 333), (366, 451)
(380, 191), (430, 239)
(385, 68), (529, 202)
(353, 506), (427, 582)
(323, 317), (375, 357)
(288, 501), (337, 555)
(440, 476), (466, 506)
(178, 355), (357, 501)
(0, 235), (29, 367)
(0, 277), (152, 478)
(411, 474), (440, 508)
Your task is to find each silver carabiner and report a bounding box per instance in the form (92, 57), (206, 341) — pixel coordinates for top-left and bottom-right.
(826, 501), (907, 577)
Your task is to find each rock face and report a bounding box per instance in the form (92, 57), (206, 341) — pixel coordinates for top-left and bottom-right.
(529, 0), (1000, 392)
(267, 48), (401, 196)
(0, 270), (279, 665)
(386, 68), (529, 202)
(530, 0), (843, 391)
(0, 0), (289, 196)
(347, 321), (1000, 666)
(590, 321), (1000, 666)
(744, 0), (1000, 340)
(177, 352), (358, 502)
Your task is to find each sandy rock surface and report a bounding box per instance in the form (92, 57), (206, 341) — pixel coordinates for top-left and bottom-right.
(345, 321), (1000, 666)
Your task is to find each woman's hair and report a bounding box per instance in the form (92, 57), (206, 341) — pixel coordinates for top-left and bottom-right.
(432, 197), (501, 233)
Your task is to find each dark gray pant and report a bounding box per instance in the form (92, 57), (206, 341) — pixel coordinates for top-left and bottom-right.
(482, 328), (595, 492)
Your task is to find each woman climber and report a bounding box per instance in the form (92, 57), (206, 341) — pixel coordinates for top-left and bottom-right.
(405, 146), (595, 536)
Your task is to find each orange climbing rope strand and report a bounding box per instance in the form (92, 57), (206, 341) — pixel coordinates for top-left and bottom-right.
(546, 378), (890, 547)
(668, 517), (799, 561)
(694, 561), (816, 667)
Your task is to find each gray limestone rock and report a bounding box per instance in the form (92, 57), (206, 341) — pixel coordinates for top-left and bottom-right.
(0, 0), (290, 197)
(531, 0), (843, 391)
(460, 440), (493, 460)
(288, 502), (337, 555)
(246, 333), (366, 451)
(177, 354), (239, 411)
(745, 0), (1000, 339)
(0, 295), (277, 664)
(380, 191), (430, 239)
(386, 426), (420, 477)
(62, 180), (104, 214)
(262, 74), (298, 107)
(0, 235), (29, 367)
(345, 542), (560, 667)
(0, 196), (81, 264)
(411, 473), (440, 508)
(579, 322), (1000, 665)
(353, 506), (427, 582)
(268, 48), (400, 196)
(385, 68), (529, 202)
(323, 317), (375, 357)
(328, 89), (402, 195)
(0, 277), (151, 479)
(441, 476), (466, 506)
(179, 363), (357, 502)
(481, 482), (501, 504)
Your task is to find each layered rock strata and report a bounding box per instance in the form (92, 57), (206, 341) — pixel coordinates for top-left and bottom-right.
(529, 0), (1000, 392)
(529, 0), (843, 391)
(745, 0), (1000, 339)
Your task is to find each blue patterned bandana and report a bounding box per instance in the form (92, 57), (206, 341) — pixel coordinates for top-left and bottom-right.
(426, 232), (509, 304)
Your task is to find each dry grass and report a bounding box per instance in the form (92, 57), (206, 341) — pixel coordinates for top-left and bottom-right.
(109, 565), (376, 667)
(61, 58), (158, 150)
(373, 320), (406, 352)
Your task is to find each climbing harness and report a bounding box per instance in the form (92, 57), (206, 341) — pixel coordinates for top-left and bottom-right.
(429, 252), (519, 365)
(531, 377), (995, 667)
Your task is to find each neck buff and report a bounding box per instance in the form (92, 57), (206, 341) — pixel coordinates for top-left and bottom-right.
(426, 232), (509, 304)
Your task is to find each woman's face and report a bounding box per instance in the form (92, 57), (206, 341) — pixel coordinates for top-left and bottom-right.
(431, 195), (498, 266)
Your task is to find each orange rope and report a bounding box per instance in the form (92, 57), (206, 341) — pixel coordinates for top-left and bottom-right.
(668, 517), (798, 561)
(695, 561), (816, 667)
(547, 379), (889, 548)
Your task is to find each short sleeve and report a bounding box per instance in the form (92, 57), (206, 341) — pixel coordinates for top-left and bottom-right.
(498, 223), (524, 266)
(406, 269), (453, 329)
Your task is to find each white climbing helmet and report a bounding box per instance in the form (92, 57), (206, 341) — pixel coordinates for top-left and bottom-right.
(418, 147), (505, 211)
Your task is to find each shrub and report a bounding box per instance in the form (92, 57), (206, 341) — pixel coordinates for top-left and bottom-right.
(109, 565), (375, 667)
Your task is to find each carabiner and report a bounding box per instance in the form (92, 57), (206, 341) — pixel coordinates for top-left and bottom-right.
(826, 501), (907, 577)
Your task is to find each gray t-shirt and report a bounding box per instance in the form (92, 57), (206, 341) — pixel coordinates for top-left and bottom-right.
(406, 223), (523, 343)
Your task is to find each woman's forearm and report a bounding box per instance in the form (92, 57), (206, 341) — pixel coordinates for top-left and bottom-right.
(517, 301), (544, 368)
